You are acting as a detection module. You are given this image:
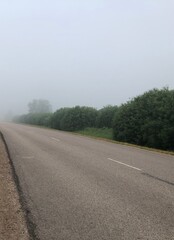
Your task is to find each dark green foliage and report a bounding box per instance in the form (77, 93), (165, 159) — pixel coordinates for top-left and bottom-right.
(50, 108), (71, 130)
(51, 106), (98, 131)
(113, 88), (174, 150)
(96, 105), (118, 128)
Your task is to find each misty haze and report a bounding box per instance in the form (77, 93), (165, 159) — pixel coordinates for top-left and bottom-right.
(0, 0), (173, 120)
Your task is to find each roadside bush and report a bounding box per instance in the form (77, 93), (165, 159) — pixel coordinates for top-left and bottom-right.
(113, 88), (174, 150)
(50, 108), (71, 130)
(96, 105), (118, 128)
(50, 106), (98, 131)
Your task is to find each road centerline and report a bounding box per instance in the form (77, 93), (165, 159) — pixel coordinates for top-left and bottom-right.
(107, 158), (142, 171)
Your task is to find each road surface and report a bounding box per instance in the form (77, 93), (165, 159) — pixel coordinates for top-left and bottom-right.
(0, 123), (174, 240)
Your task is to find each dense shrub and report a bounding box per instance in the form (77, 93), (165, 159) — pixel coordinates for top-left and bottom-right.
(113, 88), (174, 150)
(50, 106), (98, 131)
(96, 105), (118, 128)
(50, 108), (71, 130)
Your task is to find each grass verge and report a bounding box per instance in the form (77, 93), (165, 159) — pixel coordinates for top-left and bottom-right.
(76, 127), (113, 140)
(75, 127), (174, 156)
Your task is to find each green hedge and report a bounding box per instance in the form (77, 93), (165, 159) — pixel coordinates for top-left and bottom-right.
(14, 88), (174, 151)
(113, 88), (174, 150)
(50, 106), (98, 131)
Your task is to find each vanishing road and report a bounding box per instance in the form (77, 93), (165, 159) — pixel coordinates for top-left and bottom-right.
(0, 123), (174, 240)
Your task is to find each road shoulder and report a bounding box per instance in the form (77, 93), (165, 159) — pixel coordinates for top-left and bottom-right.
(0, 134), (30, 240)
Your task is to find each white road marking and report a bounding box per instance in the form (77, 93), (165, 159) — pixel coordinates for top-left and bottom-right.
(21, 156), (34, 159)
(51, 137), (60, 142)
(107, 158), (142, 171)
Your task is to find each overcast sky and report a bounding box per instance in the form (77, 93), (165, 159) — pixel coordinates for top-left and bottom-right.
(0, 0), (174, 117)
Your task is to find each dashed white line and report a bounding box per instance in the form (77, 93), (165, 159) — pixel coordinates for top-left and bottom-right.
(51, 137), (60, 142)
(107, 158), (142, 171)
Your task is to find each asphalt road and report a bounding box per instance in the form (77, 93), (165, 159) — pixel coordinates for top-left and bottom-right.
(0, 122), (174, 240)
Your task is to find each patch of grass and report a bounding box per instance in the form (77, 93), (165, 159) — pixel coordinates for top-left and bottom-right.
(76, 128), (174, 156)
(76, 127), (113, 140)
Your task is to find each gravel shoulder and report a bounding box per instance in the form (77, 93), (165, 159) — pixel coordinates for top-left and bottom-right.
(0, 134), (30, 240)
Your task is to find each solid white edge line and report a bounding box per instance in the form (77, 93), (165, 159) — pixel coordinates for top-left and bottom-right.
(51, 137), (60, 142)
(107, 158), (142, 171)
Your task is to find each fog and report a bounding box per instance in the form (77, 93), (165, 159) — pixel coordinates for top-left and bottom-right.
(0, 0), (174, 119)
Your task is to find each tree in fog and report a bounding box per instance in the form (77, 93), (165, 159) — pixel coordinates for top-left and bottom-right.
(28, 99), (52, 113)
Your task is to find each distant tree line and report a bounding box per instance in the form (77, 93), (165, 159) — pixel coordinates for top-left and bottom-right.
(14, 104), (116, 130)
(14, 113), (52, 127)
(14, 88), (174, 151)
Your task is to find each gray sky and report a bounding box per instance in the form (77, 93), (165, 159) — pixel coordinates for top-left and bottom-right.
(0, 0), (174, 117)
